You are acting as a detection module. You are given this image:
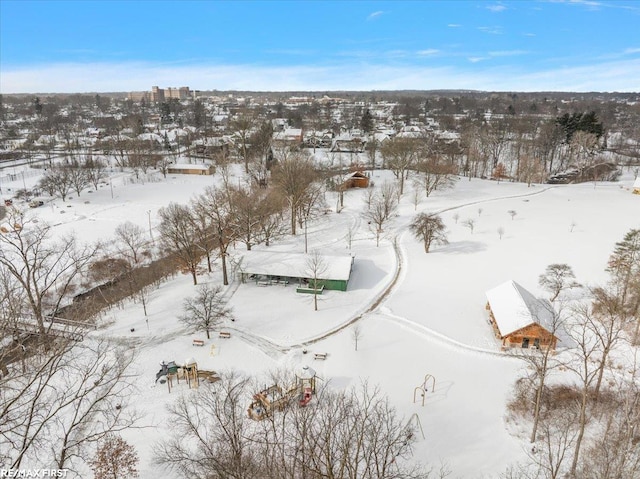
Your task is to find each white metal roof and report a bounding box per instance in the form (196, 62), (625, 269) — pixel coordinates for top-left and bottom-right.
(240, 250), (353, 282)
(485, 280), (555, 337)
(168, 163), (211, 170)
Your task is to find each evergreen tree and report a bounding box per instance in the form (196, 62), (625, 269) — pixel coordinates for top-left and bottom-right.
(606, 229), (640, 315)
(33, 97), (43, 115)
(192, 99), (205, 129)
(556, 111), (603, 143)
(360, 108), (374, 133)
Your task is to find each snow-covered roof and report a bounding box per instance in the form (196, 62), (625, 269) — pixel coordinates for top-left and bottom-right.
(240, 250), (354, 282)
(485, 280), (555, 337)
(168, 163), (211, 170)
(633, 177), (640, 188)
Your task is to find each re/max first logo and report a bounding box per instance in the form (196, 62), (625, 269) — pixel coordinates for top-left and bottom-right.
(1, 470), (68, 478)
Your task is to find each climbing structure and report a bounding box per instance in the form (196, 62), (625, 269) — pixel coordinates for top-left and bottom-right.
(247, 365), (317, 420)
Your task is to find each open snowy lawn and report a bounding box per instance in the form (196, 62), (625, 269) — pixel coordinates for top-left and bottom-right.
(3, 165), (639, 478)
(388, 179), (639, 349)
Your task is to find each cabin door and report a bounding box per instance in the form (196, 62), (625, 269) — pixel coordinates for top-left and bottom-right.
(533, 338), (540, 349)
(522, 338), (530, 349)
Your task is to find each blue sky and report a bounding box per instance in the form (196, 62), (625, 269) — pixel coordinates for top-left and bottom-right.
(1, 0), (639, 93)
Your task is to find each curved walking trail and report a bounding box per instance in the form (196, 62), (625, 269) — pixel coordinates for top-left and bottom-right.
(222, 186), (556, 360)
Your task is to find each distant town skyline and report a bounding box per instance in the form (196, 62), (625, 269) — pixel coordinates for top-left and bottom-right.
(1, 0), (639, 94)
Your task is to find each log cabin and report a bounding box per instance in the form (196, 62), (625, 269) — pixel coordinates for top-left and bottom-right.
(485, 280), (558, 351)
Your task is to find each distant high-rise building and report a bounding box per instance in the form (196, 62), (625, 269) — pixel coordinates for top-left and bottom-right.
(128, 86), (191, 103)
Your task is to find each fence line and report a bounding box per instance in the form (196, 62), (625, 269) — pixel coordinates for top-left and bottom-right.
(0, 169), (42, 189)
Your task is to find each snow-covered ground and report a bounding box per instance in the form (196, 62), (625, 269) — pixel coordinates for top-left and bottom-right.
(3, 162), (639, 478)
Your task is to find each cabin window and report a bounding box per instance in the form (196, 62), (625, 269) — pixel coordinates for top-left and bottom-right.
(522, 338), (530, 348)
(534, 338), (540, 349)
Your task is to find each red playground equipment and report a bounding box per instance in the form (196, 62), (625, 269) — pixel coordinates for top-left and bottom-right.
(248, 365), (317, 420)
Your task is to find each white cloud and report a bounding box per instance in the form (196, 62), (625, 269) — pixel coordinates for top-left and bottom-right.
(367, 11), (385, 20)
(488, 50), (528, 57)
(478, 26), (503, 35)
(1, 58), (639, 93)
(487, 4), (507, 12)
(552, 0), (640, 12)
(417, 49), (439, 56)
(447, 23), (462, 28)
(467, 57), (488, 63)
(624, 47), (640, 54)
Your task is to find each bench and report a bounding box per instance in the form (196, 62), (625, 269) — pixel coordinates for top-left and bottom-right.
(257, 280), (271, 286)
(192, 339), (205, 347)
(219, 331), (231, 339)
(314, 352), (328, 360)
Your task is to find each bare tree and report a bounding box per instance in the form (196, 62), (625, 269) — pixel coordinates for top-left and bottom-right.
(247, 121), (274, 188)
(577, 362), (640, 479)
(39, 165), (74, 201)
(1, 339), (138, 474)
(272, 152), (317, 235)
(0, 211), (99, 335)
(83, 155), (107, 190)
(588, 286), (627, 400)
(498, 226), (505, 239)
(381, 136), (418, 195)
(511, 302), (565, 444)
(565, 304), (605, 477)
(155, 371), (259, 478)
(414, 157), (457, 197)
(532, 403), (580, 479)
(409, 213), (448, 253)
(156, 154), (173, 179)
(462, 218), (475, 234)
(66, 157), (90, 197)
(157, 372), (434, 479)
(231, 113), (256, 174)
(230, 185), (264, 251)
(345, 221), (357, 250)
(195, 185), (236, 286)
(257, 190), (286, 247)
(363, 187), (397, 247)
(157, 203), (201, 285)
(538, 264), (582, 302)
(305, 251), (328, 311)
(114, 221), (147, 265)
(190, 200), (217, 274)
(180, 283), (233, 339)
(508, 210), (518, 220)
(297, 182), (326, 253)
(352, 323), (362, 351)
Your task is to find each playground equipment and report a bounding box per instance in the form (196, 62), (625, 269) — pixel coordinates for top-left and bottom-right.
(155, 358), (219, 393)
(413, 374), (436, 407)
(247, 365), (317, 420)
(405, 413), (426, 440)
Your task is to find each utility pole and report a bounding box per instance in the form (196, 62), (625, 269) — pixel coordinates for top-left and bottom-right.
(147, 210), (153, 242)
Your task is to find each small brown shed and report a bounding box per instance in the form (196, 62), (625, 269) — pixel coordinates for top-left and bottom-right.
(167, 163), (214, 175)
(343, 171), (370, 189)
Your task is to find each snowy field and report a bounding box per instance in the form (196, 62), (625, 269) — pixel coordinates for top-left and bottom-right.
(2, 163), (639, 478)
